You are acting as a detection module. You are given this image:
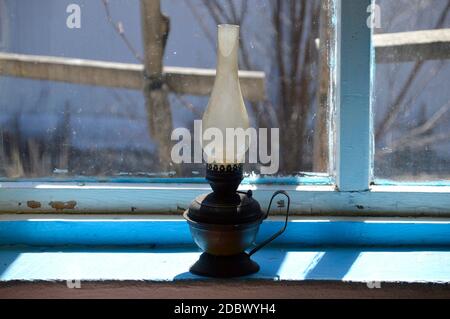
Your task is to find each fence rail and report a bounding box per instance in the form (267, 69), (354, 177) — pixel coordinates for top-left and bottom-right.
(0, 52), (266, 102)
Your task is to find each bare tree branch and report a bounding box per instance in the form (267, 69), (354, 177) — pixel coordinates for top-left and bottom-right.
(229, 0), (240, 24)
(101, 0), (143, 63)
(210, 0), (233, 23)
(273, 0), (286, 121)
(185, 1), (216, 50)
(187, 0), (269, 128)
(387, 100), (450, 149)
(166, 83), (203, 117)
(380, 132), (450, 155)
(201, 0), (226, 25)
(407, 101), (450, 137)
(239, 0), (248, 23)
(189, 0), (321, 172)
(376, 3), (450, 140)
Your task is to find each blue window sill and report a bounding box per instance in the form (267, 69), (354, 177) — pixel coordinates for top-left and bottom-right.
(1, 245), (450, 283)
(0, 218), (449, 283)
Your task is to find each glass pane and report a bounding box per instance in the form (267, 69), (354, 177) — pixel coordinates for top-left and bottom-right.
(373, 0), (450, 183)
(0, 0), (334, 180)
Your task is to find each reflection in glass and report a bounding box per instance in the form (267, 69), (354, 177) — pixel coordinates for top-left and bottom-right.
(373, 0), (450, 182)
(0, 0), (334, 179)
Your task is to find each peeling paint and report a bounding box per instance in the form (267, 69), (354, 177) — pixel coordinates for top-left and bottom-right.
(27, 201), (41, 209)
(49, 201), (77, 211)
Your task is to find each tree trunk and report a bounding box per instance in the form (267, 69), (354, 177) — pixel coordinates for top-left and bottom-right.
(313, 0), (333, 173)
(140, 0), (173, 172)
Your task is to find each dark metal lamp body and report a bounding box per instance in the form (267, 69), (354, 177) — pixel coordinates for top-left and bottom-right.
(184, 164), (289, 278)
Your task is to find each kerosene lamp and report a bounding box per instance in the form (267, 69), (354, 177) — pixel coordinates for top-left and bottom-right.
(184, 24), (290, 278)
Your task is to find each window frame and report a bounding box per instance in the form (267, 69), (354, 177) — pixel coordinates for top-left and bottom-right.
(0, 0), (449, 217)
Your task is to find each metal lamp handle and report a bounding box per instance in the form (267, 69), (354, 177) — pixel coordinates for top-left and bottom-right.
(248, 190), (290, 256)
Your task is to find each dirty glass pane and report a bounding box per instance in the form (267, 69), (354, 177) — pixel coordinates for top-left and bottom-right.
(0, 0), (333, 180)
(373, 0), (450, 183)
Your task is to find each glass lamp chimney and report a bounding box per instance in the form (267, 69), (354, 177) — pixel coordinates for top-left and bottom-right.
(202, 24), (250, 165)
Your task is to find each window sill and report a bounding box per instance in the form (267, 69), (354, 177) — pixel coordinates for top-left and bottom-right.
(0, 217), (449, 298)
(0, 245), (449, 298)
(1, 245), (450, 283)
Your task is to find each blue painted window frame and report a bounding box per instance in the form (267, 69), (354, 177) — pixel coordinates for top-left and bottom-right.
(0, 0), (449, 217)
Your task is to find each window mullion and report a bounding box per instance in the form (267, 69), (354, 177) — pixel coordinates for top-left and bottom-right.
(335, 0), (373, 191)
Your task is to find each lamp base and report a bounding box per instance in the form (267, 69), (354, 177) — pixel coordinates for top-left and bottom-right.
(190, 252), (260, 278)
